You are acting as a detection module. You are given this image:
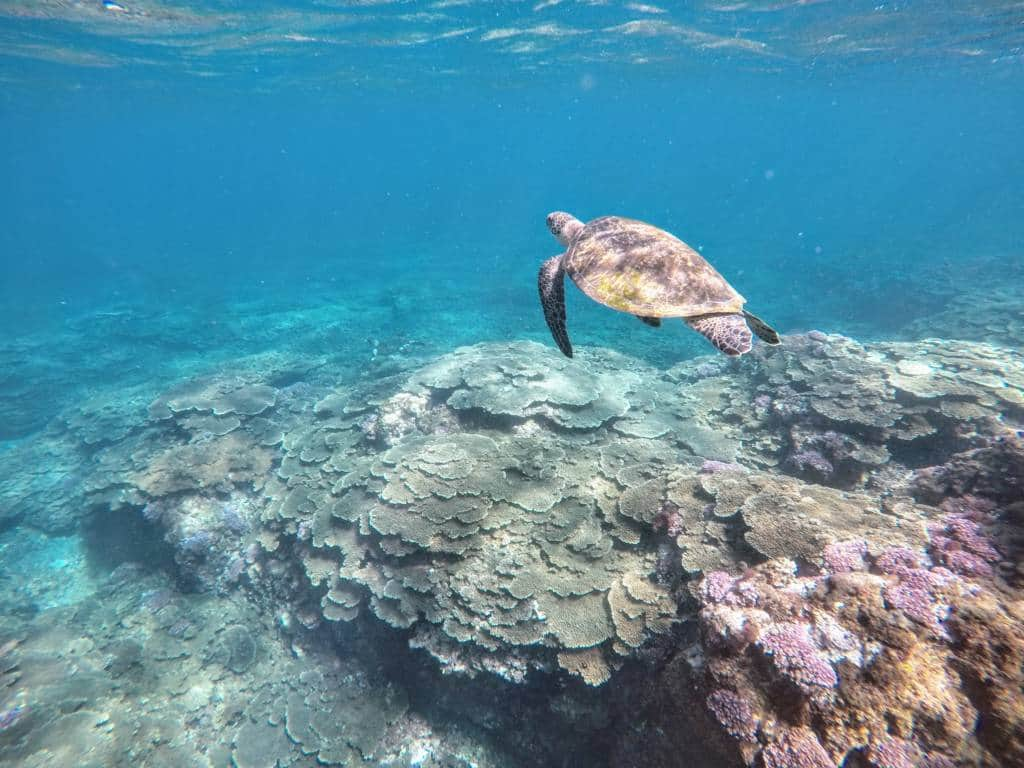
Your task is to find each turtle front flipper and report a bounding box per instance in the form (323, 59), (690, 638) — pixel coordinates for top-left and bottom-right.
(686, 313), (752, 356)
(638, 316), (661, 327)
(743, 310), (781, 345)
(539, 255), (573, 357)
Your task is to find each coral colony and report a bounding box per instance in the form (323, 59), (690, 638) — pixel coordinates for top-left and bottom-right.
(0, 332), (1021, 765)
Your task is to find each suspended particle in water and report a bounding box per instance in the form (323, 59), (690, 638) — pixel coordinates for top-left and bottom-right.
(764, 169), (775, 181)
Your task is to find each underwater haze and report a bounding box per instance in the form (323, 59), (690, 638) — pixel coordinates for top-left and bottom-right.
(1, 2), (1024, 767)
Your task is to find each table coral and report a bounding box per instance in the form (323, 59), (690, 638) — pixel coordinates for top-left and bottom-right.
(276, 342), (684, 683)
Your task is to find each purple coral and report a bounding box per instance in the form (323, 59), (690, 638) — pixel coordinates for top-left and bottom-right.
(699, 571), (738, 605)
(652, 501), (685, 538)
(758, 623), (838, 691)
(868, 737), (920, 768)
(875, 547), (923, 578)
(699, 571), (760, 609)
(772, 390), (808, 418)
(873, 542), (961, 635)
(706, 689), (758, 742)
(942, 549), (993, 578)
(929, 511), (1000, 578)
(761, 729), (834, 768)
(179, 530), (215, 557)
(787, 449), (834, 478)
(822, 540), (868, 574)
(220, 503), (249, 535)
(882, 567), (949, 634)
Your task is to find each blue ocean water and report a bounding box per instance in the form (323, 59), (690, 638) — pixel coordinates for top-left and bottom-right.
(1, 3), (1023, 767)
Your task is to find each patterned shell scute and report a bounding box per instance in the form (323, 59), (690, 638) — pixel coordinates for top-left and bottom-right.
(564, 217), (744, 317)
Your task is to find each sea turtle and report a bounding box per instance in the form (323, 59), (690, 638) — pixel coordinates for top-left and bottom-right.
(538, 212), (780, 357)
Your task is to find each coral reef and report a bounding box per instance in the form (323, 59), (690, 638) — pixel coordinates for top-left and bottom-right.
(3, 331), (1023, 767)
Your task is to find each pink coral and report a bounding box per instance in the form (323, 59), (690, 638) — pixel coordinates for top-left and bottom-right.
(692, 506), (1019, 768)
(761, 729), (834, 768)
(882, 566), (951, 634)
(758, 623), (838, 691)
(822, 540), (868, 574)
(875, 547), (923, 577)
(706, 689), (758, 742)
(699, 571), (738, 605)
(929, 510), (1000, 578)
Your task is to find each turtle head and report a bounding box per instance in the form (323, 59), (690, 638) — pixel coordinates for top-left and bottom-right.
(546, 212), (584, 247)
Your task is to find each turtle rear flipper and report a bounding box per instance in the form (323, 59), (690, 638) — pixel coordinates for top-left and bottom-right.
(686, 314), (752, 356)
(638, 316), (661, 327)
(539, 255), (573, 357)
(743, 310), (780, 345)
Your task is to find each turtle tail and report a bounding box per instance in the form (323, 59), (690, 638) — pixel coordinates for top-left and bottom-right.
(742, 310), (781, 345)
(539, 255), (572, 357)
